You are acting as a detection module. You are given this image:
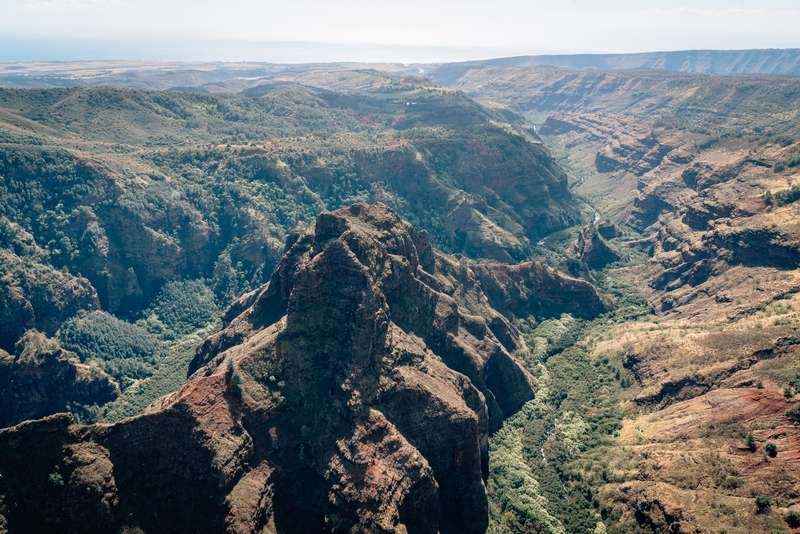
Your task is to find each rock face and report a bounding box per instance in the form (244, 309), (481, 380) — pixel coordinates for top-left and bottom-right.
(469, 260), (607, 320)
(0, 203), (607, 533)
(574, 225), (623, 270)
(0, 249), (101, 353)
(0, 331), (118, 427)
(529, 108), (800, 318)
(596, 220), (622, 240)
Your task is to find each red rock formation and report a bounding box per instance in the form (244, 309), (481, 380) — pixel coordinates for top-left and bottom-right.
(0, 203), (586, 533)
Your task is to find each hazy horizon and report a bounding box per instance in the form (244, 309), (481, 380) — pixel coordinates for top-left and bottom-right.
(0, 37), (548, 64)
(1, 1), (798, 63)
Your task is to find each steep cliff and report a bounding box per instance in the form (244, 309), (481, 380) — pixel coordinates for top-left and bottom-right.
(0, 248), (100, 353)
(0, 203), (605, 533)
(0, 331), (118, 427)
(573, 225), (623, 270)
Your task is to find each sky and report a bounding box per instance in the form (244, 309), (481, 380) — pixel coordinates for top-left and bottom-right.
(1, 0), (799, 62)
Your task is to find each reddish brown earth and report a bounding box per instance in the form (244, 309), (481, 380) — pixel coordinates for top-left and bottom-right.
(0, 203), (605, 533)
(605, 388), (800, 533)
(536, 111), (800, 321)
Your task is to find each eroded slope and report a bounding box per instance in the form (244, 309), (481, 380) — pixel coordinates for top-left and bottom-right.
(0, 203), (605, 533)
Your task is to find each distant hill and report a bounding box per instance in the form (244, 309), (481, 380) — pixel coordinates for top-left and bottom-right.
(2, 50), (800, 94)
(431, 49), (800, 85)
(428, 64), (800, 138)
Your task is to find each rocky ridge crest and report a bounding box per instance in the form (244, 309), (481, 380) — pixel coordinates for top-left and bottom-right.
(0, 203), (605, 533)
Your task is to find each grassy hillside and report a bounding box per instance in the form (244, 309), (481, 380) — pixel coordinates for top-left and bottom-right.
(430, 66), (800, 139)
(433, 64), (800, 533)
(0, 72), (580, 423)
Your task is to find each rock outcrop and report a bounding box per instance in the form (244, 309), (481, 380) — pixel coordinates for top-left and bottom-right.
(0, 331), (118, 427)
(596, 219), (622, 239)
(468, 260), (607, 319)
(0, 249), (100, 353)
(0, 203), (606, 533)
(574, 225), (623, 269)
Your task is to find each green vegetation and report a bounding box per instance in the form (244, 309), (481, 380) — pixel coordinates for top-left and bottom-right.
(765, 185), (800, 207)
(756, 494), (771, 513)
(147, 280), (219, 336)
(765, 134), (796, 147)
(58, 311), (162, 384)
(0, 81), (573, 317)
(102, 322), (219, 421)
(489, 383), (567, 534)
(765, 442), (778, 458)
(0, 76), (577, 424)
(773, 153), (800, 173)
(785, 510), (800, 528)
(745, 431), (756, 450)
(489, 261), (651, 534)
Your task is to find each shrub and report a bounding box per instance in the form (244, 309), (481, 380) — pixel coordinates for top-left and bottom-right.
(774, 155), (800, 174)
(786, 403), (800, 422)
(745, 431), (756, 451)
(724, 475), (739, 489)
(765, 442), (778, 458)
(47, 472), (64, 487)
(786, 510), (800, 528)
(767, 184), (800, 206)
(755, 494), (771, 513)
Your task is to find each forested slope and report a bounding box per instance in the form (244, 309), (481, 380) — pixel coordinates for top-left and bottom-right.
(0, 72), (582, 424)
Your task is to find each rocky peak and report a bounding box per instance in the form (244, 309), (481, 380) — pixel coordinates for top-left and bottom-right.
(574, 225), (624, 270)
(0, 203), (608, 533)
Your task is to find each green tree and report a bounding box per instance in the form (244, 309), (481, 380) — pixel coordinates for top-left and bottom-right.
(785, 510), (800, 528)
(755, 495), (771, 513)
(765, 442), (778, 458)
(745, 431), (756, 451)
(58, 311), (162, 382)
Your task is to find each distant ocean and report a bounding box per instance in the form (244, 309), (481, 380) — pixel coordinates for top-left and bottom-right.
(0, 36), (543, 64)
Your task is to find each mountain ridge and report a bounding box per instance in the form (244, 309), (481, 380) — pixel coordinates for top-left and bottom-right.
(0, 202), (606, 533)
(3, 49), (800, 94)
(432, 48), (800, 81)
